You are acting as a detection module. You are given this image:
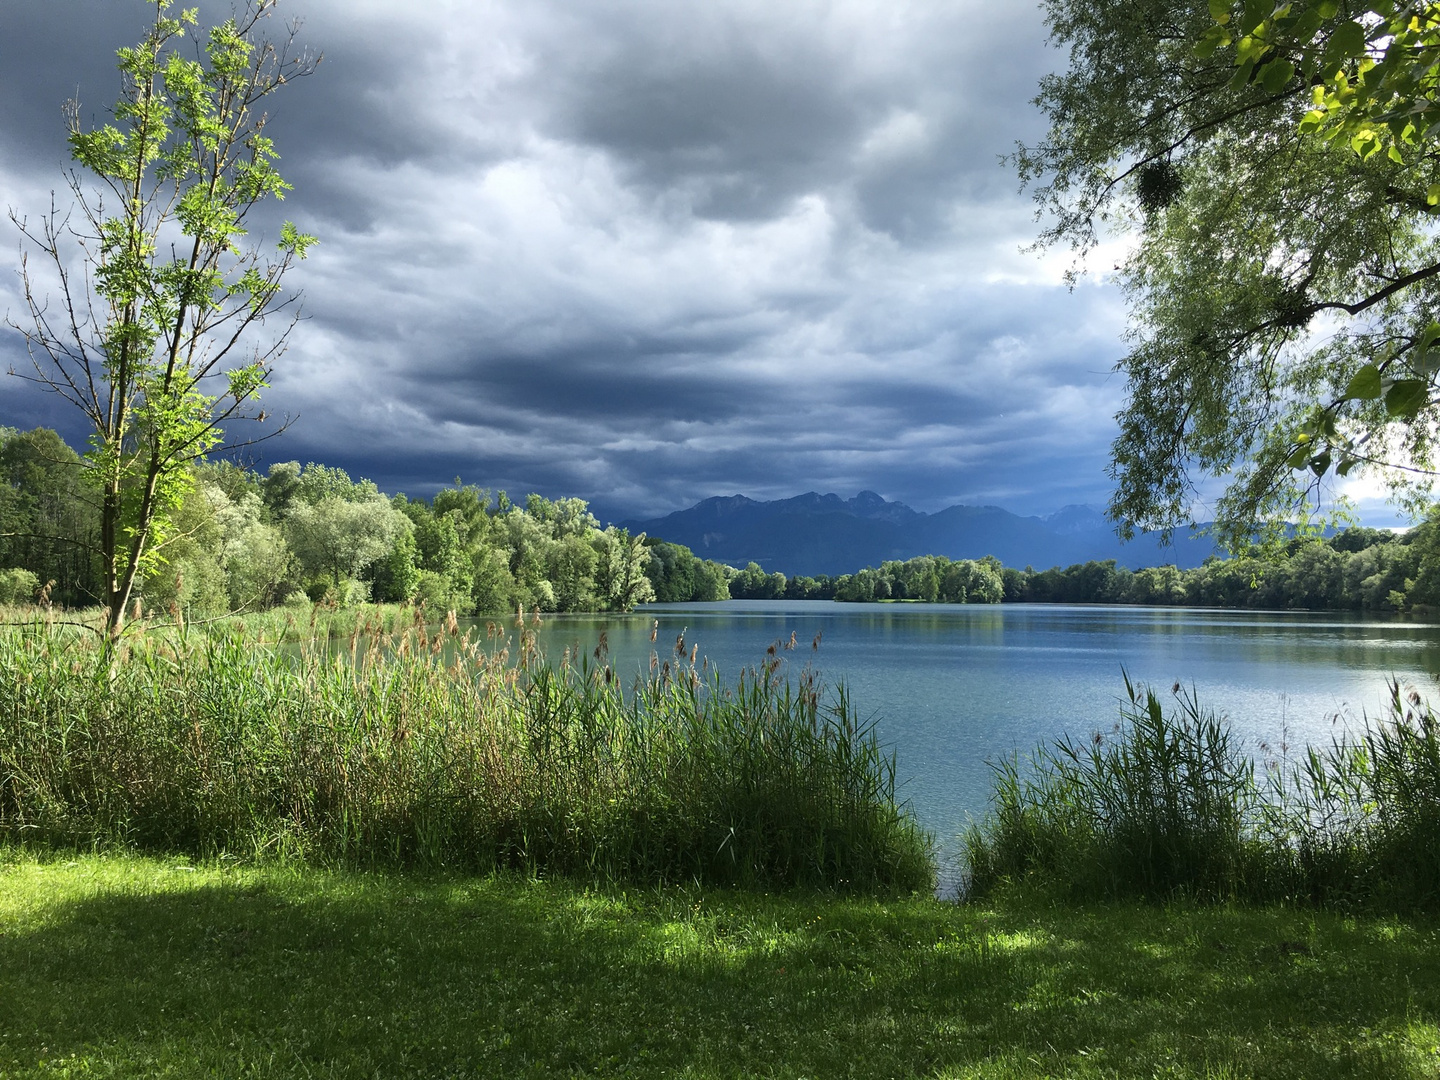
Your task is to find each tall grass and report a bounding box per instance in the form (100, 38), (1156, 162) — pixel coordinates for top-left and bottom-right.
(965, 676), (1440, 910)
(1283, 681), (1440, 909)
(221, 600), (427, 643)
(964, 676), (1269, 901)
(0, 601), (417, 642)
(0, 617), (932, 892)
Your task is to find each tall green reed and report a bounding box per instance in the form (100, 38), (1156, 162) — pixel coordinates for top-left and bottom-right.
(965, 674), (1440, 910)
(0, 617), (932, 892)
(1283, 681), (1440, 909)
(964, 675), (1267, 901)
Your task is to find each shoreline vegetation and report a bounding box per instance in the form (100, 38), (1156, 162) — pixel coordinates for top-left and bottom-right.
(967, 676), (1440, 911)
(0, 616), (931, 893)
(4, 608), (1439, 913)
(6, 425), (1438, 627)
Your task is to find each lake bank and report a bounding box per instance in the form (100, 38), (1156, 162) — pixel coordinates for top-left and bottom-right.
(0, 622), (930, 892)
(12, 599), (1434, 893)
(523, 601), (1440, 886)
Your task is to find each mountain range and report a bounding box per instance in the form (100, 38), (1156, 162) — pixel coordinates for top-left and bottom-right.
(620, 492), (1217, 577)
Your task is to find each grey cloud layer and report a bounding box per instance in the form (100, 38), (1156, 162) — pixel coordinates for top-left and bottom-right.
(0, 0), (1137, 521)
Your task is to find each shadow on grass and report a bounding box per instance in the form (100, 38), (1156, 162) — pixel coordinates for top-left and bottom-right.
(2, 862), (1439, 1078)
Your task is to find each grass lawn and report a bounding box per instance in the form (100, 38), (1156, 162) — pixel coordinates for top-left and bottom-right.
(2, 852), (1438, 1078)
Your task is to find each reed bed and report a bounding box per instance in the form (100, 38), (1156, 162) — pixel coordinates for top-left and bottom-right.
(0, 602), (416, 642)
(0, 616), (932, 892)
(222, 601), (425, 643)
(965, 676), (1440, 909)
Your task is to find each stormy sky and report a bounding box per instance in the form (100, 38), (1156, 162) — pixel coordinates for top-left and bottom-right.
(0, 0), (1292, 523)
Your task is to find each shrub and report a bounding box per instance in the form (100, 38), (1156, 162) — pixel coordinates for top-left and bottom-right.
(0, 568), (40, 605)
(1284, 681), (1440, 909)
(965, 677), (1266, 901)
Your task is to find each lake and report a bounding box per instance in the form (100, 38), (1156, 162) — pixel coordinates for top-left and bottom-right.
(502, 600), (1440, 884)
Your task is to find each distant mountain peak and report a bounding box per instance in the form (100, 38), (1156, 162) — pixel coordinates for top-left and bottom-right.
(843, 490), (919, 523)
(1043, 504), (1110, 536)
(685, 494), (757, 518)
(621, 490), (1215, 576)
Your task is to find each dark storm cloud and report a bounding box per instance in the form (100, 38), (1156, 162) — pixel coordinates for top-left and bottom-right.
(523, 1), (1051, 238)
(0, 0), (1162, 524)
(0, 4), (136, 165)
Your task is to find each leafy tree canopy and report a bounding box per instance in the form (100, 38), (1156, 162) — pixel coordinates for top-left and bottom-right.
(1202, 0), (1440, 166)
(1021, 0), (1440, 548)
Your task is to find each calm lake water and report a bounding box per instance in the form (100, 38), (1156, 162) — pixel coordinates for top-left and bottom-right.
(511, 600), (1440, 881)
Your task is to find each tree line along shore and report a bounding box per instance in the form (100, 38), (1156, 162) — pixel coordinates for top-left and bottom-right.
(8, 418), (1439, 913)
(4, 425), (1436, 620)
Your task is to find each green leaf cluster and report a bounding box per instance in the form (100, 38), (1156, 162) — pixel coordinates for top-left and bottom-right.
(1021, 0), (1440, 549)
(1207, 1), (1440, 167)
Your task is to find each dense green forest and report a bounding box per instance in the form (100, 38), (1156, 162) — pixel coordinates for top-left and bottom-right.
(656, 528), (1440, 613)
(665, 529), (1440, 613)
(5, 425), (1439, 616)
(0, 427), (664, 615)
(813, 526), (1440, 612)
(671, 527), (1440, 613)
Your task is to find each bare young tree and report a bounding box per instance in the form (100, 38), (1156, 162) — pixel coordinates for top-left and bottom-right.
(7, 0), (318, 641)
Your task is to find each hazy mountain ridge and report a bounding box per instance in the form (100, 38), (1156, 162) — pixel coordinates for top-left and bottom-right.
(621, 492), (1216, 577)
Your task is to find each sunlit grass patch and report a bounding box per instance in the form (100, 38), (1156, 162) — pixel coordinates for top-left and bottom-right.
(2, 852), (1438, 1078)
